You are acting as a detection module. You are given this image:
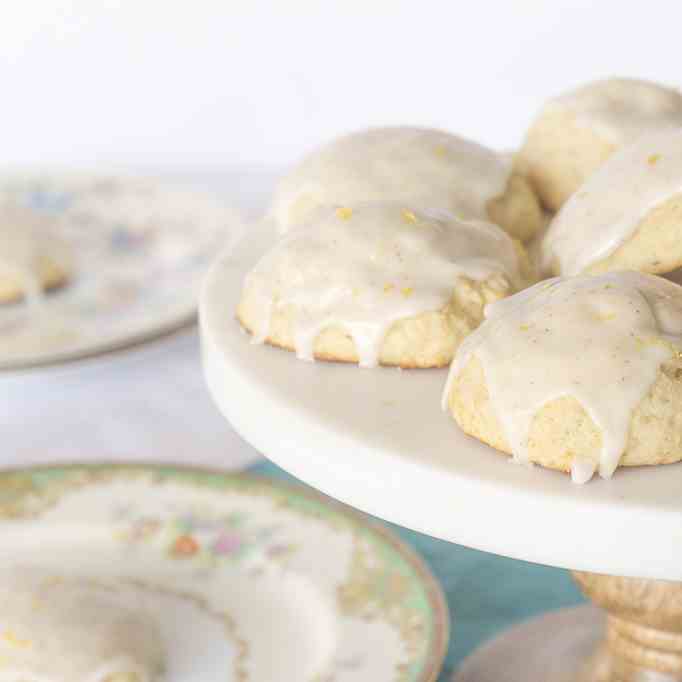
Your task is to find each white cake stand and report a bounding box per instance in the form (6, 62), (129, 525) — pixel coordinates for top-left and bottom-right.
(200, 220), (682, 681)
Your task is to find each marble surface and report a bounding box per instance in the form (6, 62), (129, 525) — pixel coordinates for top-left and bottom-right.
(2, 328), (262, 470)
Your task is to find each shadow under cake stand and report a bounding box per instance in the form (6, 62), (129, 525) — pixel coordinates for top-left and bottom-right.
(200, 221), (682, 681)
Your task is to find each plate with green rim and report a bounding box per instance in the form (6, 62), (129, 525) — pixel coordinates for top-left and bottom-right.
(0, 463), (449, 682)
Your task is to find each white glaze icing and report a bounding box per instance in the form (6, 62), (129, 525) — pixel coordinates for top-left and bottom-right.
(444, 272), (682, 482)
(547, 77), (682, 144)
(243, 202), (524, 367)
(0, 568), (164, 682)
(541, 127), (682, 276)
(0, 203), (51, 303)
(270, 127), (512, 233)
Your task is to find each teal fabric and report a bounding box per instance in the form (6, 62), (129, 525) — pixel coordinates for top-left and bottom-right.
(249, 459), (585, 681)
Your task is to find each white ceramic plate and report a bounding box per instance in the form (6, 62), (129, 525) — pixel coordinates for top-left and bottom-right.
(0, 464), (448, 682)
(201, 219), (682, 581)
(0, 172), (240, 370)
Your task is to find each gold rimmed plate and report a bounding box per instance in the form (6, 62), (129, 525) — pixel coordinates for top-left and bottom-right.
(0, 463), (449, 682)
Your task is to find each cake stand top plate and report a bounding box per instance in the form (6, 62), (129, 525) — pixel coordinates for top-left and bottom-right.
(200, 220), (682, 581)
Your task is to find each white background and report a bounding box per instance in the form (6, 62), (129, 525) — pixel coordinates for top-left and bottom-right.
(3, 1), (682, 470)
(2, 1), (682, 172)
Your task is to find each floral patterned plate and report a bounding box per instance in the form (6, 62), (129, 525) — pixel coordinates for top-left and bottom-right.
(0, 464), (448, 682)
(0, 172), (240, 370)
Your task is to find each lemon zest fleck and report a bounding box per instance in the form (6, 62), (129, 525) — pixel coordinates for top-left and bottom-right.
(2, 630), (31, 649)
(401, 209), (418, 225)
(335, 206), (353, 220)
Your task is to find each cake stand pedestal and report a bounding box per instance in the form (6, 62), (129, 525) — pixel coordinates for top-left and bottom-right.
(200, 221), (682, 681)
(454, 576), (682, 682)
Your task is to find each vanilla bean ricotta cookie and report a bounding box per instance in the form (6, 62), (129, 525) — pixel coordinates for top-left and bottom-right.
(0, 203), (70, 303)
(541, 127), (682, 277)
(518, 78), (682, 211)
(271, 127), (544, 242)
(238, 202), (535, 368)
(444, 271), (682, 483)
(0, 568), (164, 682)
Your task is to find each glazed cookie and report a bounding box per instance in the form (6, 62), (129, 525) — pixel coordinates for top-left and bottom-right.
(0, 203), (70, 303)
(238, 202), (535, 368)
(271, 127), (544, 242)
(443, 271), (682, 483)
(541, 127), (682, 277)
(0, 568), (165, 682)
(518, 78), (682, 211)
